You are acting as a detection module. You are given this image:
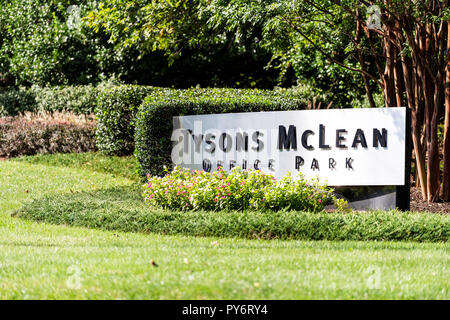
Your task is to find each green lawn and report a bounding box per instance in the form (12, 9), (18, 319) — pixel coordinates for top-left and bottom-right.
(0, 153), (448, 299)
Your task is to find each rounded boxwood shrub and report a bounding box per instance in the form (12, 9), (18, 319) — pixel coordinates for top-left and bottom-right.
(95, 85), (154, 155)
(135, 88), (315, 177)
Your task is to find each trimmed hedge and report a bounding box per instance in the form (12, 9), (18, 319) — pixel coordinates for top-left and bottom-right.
(15, 185), (450, 242)
(135, 88), (316, 177)
(0, 113), (96, 157)
(0, 87), (36, 116)
(95, 85), (154, 155)
(0, 85), (104, 116)
(31, 85), (100, 115)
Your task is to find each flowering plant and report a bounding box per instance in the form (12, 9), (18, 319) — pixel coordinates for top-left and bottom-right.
(143, 166), (334, 212)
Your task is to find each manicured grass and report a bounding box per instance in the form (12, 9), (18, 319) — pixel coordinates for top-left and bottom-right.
(12, 152), (139, 181)
(16, 186), (450, 242)
(0, 153), (449, 299)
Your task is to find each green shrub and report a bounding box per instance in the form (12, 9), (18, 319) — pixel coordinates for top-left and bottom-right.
(31, 85), (100, 114)
(0, 84), (111, 116)
(144, 166), (333, 212)
(0, 87), (36, 116)
(135, 88), (312, 177)
(15, 185), (450, 242)
(95, 85), (155, 156)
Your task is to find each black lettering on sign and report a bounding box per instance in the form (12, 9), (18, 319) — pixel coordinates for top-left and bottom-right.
(329, 158), (336, 169)
(254, 160), (261, 170)
(252, 131), (264, 152)
(217, 161), (223, 170)
(219, 133), (232, 152)
(336, 129), (347, 148)
(301, 130), (314, 150)
(268, 159), (275, 171)
(295, 156), (304, 170)
(205, 133), (216, 153)
(319, 124), (330, 149)
(352, 129), (368, 148)
(311, 158), (320, 171)
(373, 128), (387, 148)
(242, 159), (247, 170)
(236, 132), (249, 151)
(229, 160), (236, 170)
(346, 157), (354, 170)
(192, 134), (203, 153)
(202, 159), (211, 172)
(278, 125), (297, 150)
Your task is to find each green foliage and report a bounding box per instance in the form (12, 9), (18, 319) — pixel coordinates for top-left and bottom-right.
(144, 166), (333, 212)
(95, 85), (154, 155)
(0, 84), (106, 116)
(16, 184), (450, 242)
(86, 0), (379, 106)
(201, 0), (380, 107)
(31, 84), (100, 114)
(86, 0), (200, 63)
(0, 0), (110, 85)
(0, 87), (36, 116)
(333, 198), (352, 213)
(135, 87), (318, 177)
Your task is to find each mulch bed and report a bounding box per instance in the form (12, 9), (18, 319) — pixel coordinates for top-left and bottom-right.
(410, 187), (450, 214)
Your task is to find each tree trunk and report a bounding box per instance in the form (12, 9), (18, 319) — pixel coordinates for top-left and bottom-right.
(443, 21), (450, 201)
(383, 33), (396, 107)
(422, 22), (441, 202)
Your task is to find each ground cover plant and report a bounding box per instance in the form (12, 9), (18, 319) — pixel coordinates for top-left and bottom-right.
(143, 166), (333, 212)
(0, 153), (448, 299)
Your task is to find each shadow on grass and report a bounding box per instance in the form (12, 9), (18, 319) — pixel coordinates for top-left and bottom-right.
(12, 185), (450, 242)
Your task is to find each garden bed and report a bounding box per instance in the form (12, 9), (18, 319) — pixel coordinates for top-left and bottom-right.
(410, 187), (450, 214)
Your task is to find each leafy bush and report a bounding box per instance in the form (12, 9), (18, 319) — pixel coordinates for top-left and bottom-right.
(95, 85), (154, 156)
(135, 88), (315, 177)
(0, 84), (111, 116)
(144, 166), (334, 212)
(31, 84), (100, 114)
(0, 87), (36, 116)
(16, 184), (450, 242)
(0, 112), (96, 157)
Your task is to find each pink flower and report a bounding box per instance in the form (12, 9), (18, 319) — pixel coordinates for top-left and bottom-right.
(318, 199), (322, 203)
(186, 203), (189, 206)
(228, 193), (231, 196)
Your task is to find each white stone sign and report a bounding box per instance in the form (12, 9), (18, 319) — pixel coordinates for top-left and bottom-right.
(172, 108), (408, 186)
